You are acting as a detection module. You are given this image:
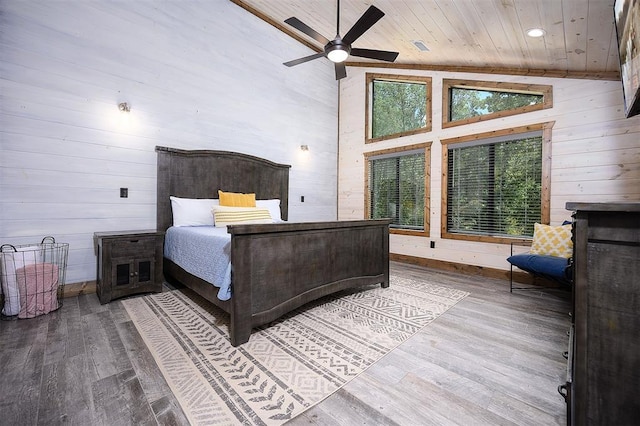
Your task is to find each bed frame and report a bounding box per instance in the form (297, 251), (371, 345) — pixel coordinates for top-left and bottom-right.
(156, 146), (390, 346)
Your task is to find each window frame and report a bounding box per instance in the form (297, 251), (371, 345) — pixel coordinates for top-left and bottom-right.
(440, 122), (553, 244)
(364, 142), (432, 237)
(442, 79), (553, 129)
(366, 73), (432, 144)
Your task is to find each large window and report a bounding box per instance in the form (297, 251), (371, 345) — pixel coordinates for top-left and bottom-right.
(366, 73), (432, 143)
(442, 79), (552, 128)
(441, 123), (552, 243)
(365, 143), (431, 236)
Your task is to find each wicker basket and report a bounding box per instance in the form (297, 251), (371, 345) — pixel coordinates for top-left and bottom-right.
(0, 236), (68, 319)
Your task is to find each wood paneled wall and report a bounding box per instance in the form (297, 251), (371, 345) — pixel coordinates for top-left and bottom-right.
(0, 1), (338, 285)
(338, 68), (640, 273)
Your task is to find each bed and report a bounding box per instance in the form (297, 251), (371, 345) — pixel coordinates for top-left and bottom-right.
(156, 146), (391, 346)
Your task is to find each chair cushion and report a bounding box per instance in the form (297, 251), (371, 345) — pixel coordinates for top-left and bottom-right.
(507, 253), (570, 281)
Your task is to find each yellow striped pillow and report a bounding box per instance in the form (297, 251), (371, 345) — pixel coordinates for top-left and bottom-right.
(212, 206), (273, 227)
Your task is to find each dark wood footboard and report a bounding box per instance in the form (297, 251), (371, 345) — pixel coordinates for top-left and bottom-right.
(227, 219), (391, 346)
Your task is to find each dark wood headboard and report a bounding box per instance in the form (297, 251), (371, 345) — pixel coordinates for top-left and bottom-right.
(156, 146), (291, 232)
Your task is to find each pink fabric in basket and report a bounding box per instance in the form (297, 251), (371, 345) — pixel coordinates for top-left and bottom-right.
(16, 263), (59, 318)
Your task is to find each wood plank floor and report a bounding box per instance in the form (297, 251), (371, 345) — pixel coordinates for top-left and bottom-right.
(0, 262), (571, 425)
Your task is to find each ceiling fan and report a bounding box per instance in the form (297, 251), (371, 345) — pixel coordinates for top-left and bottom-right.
(283, 0), (399, 80)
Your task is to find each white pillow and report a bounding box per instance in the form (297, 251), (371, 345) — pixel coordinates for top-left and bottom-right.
(212, 206), (274, 227)
(170, 196), (219, 227)
(0, 245), (44, 316)
(256, 199), (283, 222)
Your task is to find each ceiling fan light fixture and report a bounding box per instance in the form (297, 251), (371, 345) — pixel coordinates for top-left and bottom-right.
(326, 45), (349, 63)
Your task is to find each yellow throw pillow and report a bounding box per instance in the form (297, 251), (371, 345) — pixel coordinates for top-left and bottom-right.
(530, 223), (573, 258)
(212, 206), (272, 227)
(218, 190), (256, 207)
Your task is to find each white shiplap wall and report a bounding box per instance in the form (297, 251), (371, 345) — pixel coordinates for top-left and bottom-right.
(0, 0), (339, 285)
(338, 67), (640, 273)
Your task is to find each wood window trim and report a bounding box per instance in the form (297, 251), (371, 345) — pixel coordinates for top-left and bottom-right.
(440, 122), (554, 245)
(364, 142), (432, 237)
(365, 73), (432, 144)
(442, 79), (553, 129)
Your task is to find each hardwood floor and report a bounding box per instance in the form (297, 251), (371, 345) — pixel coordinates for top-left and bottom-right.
(0, 262), (571, 425)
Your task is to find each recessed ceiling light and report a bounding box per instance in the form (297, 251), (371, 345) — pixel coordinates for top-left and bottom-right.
(526, 28), (546, 38)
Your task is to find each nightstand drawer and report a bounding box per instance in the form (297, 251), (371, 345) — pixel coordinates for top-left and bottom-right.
(109, 237), (156, 258)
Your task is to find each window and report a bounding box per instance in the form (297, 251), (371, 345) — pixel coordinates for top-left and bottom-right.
(366, 73), (432, 143)
(442, 79), (552, 128)
(365, 143), (431, 236)
(441, 123), (553, 243)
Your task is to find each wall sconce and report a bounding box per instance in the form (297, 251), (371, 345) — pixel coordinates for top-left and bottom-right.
(300, 145), (309, 151)
(118, 102), (130, 112)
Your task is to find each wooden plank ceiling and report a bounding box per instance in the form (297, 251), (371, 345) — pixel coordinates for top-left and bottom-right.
(231, 0), (620, 80)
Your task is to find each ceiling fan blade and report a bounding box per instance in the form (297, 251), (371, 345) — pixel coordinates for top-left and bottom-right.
(283, 52), (326, 67)
(341, 5), (385, 45)
(284, 17), (330, 45)
(350, 48), (399, 62)
(335, 62), (347, 80)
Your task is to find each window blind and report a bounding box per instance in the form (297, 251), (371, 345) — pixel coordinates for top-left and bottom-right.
(447, 135), (542, 238)
(369, 151), (425, 230)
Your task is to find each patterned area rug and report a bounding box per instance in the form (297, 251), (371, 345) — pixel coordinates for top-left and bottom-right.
(122, 276), (469, 425)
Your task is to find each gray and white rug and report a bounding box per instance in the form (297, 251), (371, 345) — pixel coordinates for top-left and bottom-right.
(122, 276), (469, 425)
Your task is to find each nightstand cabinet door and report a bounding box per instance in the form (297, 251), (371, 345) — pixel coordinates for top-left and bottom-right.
(95, 230), (164, 304)
(111, 257), (155, 287)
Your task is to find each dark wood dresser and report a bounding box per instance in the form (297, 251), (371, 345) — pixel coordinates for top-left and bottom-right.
(563, 202), (640, 425)
(94, 230), (164, 304)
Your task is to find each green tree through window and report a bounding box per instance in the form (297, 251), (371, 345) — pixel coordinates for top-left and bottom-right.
(442, 79), (552, 129)
(366, 74), (432, 143)
(450, 88), (543, 121)
(372, 80), (427, 138)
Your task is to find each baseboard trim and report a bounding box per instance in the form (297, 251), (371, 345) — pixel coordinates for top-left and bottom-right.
(62, 280), (97, 298)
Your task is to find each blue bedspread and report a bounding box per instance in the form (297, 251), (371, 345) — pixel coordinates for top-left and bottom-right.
(164, 226), (232, 300)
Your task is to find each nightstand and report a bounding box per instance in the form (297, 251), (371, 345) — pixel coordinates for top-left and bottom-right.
(94, 230), (164, 304)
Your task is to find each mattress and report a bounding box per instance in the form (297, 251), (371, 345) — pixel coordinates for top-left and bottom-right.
(164, 226), (232, 300)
